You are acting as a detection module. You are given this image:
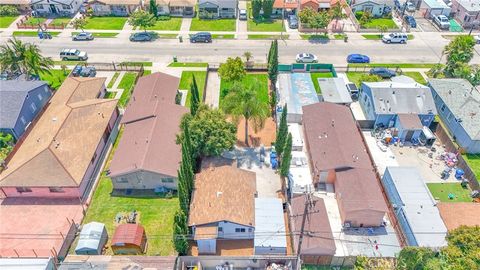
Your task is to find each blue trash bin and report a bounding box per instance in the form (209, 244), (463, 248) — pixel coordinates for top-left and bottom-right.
(38, 32), (44, 39)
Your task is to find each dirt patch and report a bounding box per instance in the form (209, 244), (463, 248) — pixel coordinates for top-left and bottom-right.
(235, 117), (276, 147)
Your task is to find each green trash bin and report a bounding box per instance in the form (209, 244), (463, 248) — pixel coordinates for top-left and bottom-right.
(173, 56), (177, 62)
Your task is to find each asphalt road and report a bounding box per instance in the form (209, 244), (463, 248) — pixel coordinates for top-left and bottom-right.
(11, 33), (480, 65)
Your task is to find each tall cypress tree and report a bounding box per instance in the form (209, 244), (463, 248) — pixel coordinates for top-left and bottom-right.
(190, 75), (200, 116)
(172, 210), (189, 255)
(267, 40), (274, 66)
(149, 0), (158, 16)
(177, 168), (190, 214)
(280, 133), (292, 177)
(268, 40), (278, 85)
(275, 104), (288, 157)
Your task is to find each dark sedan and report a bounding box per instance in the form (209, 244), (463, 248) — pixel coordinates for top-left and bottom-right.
(369, 67), (396, 78)
(130, 32), (152, 42)
(404, 15), (417, 28)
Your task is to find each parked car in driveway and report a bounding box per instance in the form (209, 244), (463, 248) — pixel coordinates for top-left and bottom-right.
(130, 32), (152, 42)
(406, 2), (416, 12)
(60, 48), (88, 61)
(369, 67), (396, 78)
(80, 66), (96, 77)
(190, 32), (212, 43)
(347, 54), (370, 63)
(239, 9), (247, 20)
(382, 32), (408, 44)
(296, 53), (317, 63)
(71, 65), (83, 77)
(72, 32), (93, 41)
(288, 15), (298, 29)
(404, 15), (417, 28)
(433, 15), (450, 30)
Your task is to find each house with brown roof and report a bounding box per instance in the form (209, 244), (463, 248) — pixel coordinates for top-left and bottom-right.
(0, 77), (119, 200)
(302, 103), (387, 227)
(153, 0), (195, 17)
(109, 72), (187, 191)
(111, 223), (147, 254)
(88, 0), (143, 16)
(290, 194), (336, 265)
(189, 163), (257, 255)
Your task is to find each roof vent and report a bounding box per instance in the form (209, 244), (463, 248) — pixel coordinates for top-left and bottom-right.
(216, 191), (222, 198)
(331, 119), (335, 127)
(52, 117), (57, 122)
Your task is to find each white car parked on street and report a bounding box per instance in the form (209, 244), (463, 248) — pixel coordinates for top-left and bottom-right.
(295, 53), (318, 63)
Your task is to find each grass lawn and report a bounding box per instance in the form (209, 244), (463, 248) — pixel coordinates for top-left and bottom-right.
(72, 32), (119, 38)
(361, 18), (397, 29)
(120, 61), (153, 67)
(179, 71), (207, 106)
(463, 154), (480, 179)
(13, 31), (61, 37)
(82, 172), (179, 255)
(24, 17), (47, 26)
(220, 74), (269, 108)
(143, 70), (152, 76)
(50, 17), (71, 27)
(248, 34), (288, 40)
(54, 60), (86, 65)
(168, 62), (208, 68)
(348, 63), (437, 68)
(333, 33), (346, 40)
(212, 34), (235, 39)
(147, 17), (182, 30)
(427, 183), (472, 202)
(303, 265), (352, 270)
(107, 72), (120, 88)
(84, 16), (127, 30)
(39, 69), (70, 90)
(247, 18), (284, 32)
(0, 16), (18, 28)
(301, 34), (330, 40)
(345, 72), (387, 87)
(190, 18), (236, 31)
(117, 72), (138, 107)
(402, 71), (427, 85)
(310, 72), (334, 94)
(362, 34), (414, 40)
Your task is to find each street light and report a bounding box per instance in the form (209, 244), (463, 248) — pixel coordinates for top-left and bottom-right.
(468, 20), (479, 35)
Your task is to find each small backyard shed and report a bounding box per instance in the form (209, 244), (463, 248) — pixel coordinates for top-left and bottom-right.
(111, 224), (147, 255)
(254, 198), (287, 255)
(75, 222), (108, 255)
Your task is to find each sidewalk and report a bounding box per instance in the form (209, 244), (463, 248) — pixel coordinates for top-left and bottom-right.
(205, 71), (220, 108)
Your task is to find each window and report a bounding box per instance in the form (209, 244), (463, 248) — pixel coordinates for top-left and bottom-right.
(62, 4), (71, 9)
(218, 227), (223, 232)
(248, 228), (253, 232)
(364, 95), (368, 103)
(38, 93), (43, 101)
(34, 4), (43, 9)
(235, 228), (246, 233)
(30, 103), (37, 113)
(49, 187), (64, 193)
(447, 113), (453, 123)
(162, 178), (174, 183)
(20, 116), (26, 125)
(116, 177), (128, 183)
(44, 86), (49, 93)
(441, 104), (446, 112)
(16, 187), (32, 193)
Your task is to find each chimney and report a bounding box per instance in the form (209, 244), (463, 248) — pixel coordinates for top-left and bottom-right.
(331, 119), (335, 127)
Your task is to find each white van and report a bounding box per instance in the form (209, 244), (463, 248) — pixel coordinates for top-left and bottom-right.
(382, 32), (408, 44)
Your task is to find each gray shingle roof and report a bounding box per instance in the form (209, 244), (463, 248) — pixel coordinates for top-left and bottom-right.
(363, 81), (437, 115)
(0, 80), (47, 129)
(429, 79), (480, 140)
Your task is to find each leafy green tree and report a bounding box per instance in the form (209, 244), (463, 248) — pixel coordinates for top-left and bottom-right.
(280, 133), (292, 176)
(179, 123), (195, 196)
(442, 225), (480, 270)
(307, 11), (331, 34)
(452, 62), (473, 81)
(470, 65), (480, 86)
(177, 168), (190, 214)
(396, 247), (438, 270)
(330, 2), (347, 25)
(178, 105), (237, 157)
(262, 0), (274, 19)
(0, 38), (53, 79)
(268, 39), (278, 86)
(378, 24), (388, 35)
(149, 0), (158, 16)
(444, 35), (476, 75)
(223, 82), (270, 146)
(252, 0), (262, 19)
(275, 104), (288, 157)
(298, 7), (316, 24)
(427, 63), (446, 78)
(359, 11), (372, 26)
(71, 18), (87, 32)
(189, 75), (200, 116)
(0, 5), (19, 16)
(172, 210), (189, 255)
(128, 10), (156, 32)
(218, 57), (246, 82)
(243, 51), (253, 63)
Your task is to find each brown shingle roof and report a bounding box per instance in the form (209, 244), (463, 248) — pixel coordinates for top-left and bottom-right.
(273, 0), (299, 8)
(398, 114), (423, 130)
(156, 0), (196, 6)
(111, 224), (145, 246)
(0, 77), (117, 187)
(88, 0), (142, 5)
(290, 195), (336, 255)
(189, 164), (257, 227)
(437, 203), (480, 231)
(109, 73), (187, 178)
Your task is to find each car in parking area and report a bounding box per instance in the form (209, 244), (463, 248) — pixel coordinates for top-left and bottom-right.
(190, 32), (212, 43)
(288, 15), (298, 29)
(72, 32), (93, 41)
(433, 15), (450, 29)
(239, 9), (247, 20)
(296, 53), (317, 63)
(369, 67), (396, 78)
(347, 54), (370, 63)
(71, 65), (83, 77)
(474, 34), (480, 44)
(406, 2), (416, 12)
(60, 48), (88, 61)
(404, 15), (417, 28)
(382, 32), (408, 44)
(80, 66), (96, 77)
(130, 32), (152, 42)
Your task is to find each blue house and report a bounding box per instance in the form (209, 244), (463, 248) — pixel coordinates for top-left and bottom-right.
(359, 81), (437, 142)
(429, 79), (480, 154)
(0, 80), (52, 140)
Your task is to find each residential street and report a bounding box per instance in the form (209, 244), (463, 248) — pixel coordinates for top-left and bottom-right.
(9, 32), (480, 65)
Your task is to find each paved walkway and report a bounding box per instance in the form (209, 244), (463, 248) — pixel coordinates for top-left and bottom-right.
(237, 1), (248, 39)
(205, 71), (220, 108)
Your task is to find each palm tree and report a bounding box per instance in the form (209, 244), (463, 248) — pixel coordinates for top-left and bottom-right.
(222, 81), (269, 146)
(0, 38), (53, 79)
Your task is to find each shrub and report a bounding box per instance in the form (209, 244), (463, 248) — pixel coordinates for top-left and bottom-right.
(158, 15), (171, 21)
(355, 11), (364, 20)
(0, 5), (19, 16)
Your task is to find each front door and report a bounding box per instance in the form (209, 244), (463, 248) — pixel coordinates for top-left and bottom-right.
(405, 130), (415, 141)
(50, 4), (57, 13)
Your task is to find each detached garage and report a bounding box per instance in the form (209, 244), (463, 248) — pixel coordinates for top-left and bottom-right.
(75, 222), (108, 255)
(420, 0), (451, 18)
(111, 224), (147, 255)
(254, 198), (287, 255)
